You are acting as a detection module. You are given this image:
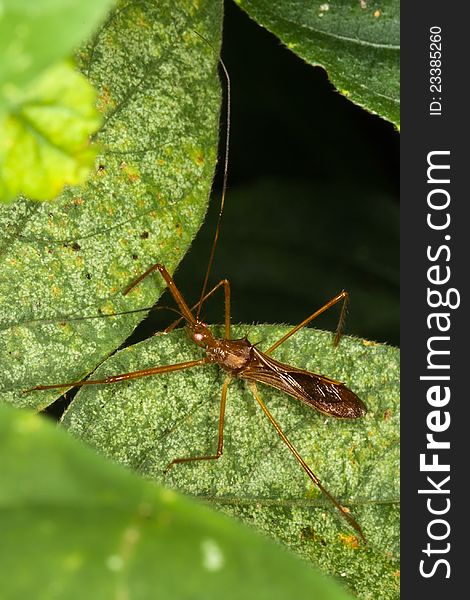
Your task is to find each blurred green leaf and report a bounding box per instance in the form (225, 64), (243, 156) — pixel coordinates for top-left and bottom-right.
(0, 61), (101, 203)
(0, 0), (223, 407)
(235, 0), (400, 127)
(55, 325), (400, 600)
(0, 404), (356, 600)
(0, 0), (115, 93)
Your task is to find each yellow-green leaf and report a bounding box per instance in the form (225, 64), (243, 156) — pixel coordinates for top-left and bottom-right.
(0, 61), (101, 203)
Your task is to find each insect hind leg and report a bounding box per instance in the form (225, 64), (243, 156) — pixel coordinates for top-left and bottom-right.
(265, 290), (349, 355)
(247, 380), (365, 543)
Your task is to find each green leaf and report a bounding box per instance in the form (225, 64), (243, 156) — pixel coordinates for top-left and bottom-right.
(55, 325), (399, 600)
(0, 61), (101, 203)
(0, 0), (115, 93)
(0, 404), (356, 600)
(0, 0), (223, 407)
(235, 0), (400, 127)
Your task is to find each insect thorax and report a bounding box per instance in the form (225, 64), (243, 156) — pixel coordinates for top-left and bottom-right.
(205, 337), (254, 373)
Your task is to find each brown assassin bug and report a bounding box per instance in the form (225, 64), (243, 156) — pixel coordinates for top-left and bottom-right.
(30, 36), (367, 543)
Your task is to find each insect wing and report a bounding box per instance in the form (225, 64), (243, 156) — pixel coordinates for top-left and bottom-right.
(282, 370), (366, 418)
(241, 350), (366, 419)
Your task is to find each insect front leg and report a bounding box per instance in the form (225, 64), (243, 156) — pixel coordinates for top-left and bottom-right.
(124, 262), (197, 325)
(164, 375), (231, 473)
(164, 278), (232, 339)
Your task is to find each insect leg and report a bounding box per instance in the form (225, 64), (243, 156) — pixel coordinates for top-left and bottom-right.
(265, 290), (349, 355)
(27, 358), (209, 392)
(164, 375), (230, 473)
(122, 262), (162, 295)
(164, 278), (232, 339)
(247, 381), (365, 543)
(124, 263), (196, 325)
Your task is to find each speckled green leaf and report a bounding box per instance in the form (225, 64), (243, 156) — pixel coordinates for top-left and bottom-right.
(0, 0), (114, 94)
(235, 0), (400, 127)
(0, 61), (101, 203)
(0, 0), (223, 409)
(56, 325), (399, 600)
(0, 404), (355, 600)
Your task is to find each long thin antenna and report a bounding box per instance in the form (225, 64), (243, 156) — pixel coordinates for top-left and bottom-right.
(194, 32), (231, 320)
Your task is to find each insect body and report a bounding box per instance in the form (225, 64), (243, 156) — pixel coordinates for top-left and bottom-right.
(29, 38), (367, 543)
(31, 262), (367, 541)
(195, 324), (365, 421)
